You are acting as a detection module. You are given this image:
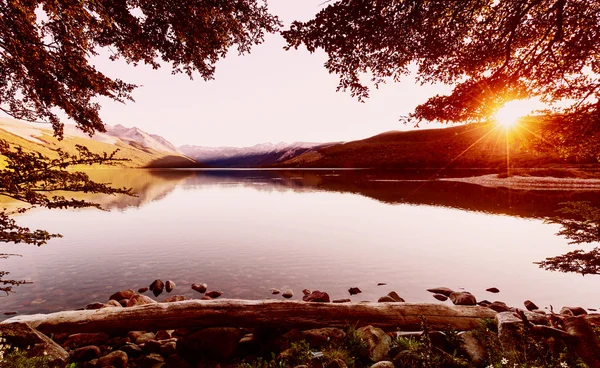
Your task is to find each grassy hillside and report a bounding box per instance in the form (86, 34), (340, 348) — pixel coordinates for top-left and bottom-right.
(276, 121), (572, 169)
(0, 120), (197, 168)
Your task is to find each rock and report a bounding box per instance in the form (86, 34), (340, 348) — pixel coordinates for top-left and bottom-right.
(138, 287), (149, 293)
(370, 362), (394, 368)
(205, 290), (223, 298)
(71, 345), (101, 361)
(377, 283), (387, 286)
(433, 294), (448, 301)
(426, 287), (454, 297)
(128, 331), (146, 341)
(156, 330), (173, 340)
(163, 295), (188, 303)
(0, 322), (69, 365)
(141, 353), (165, 367)
(348, 287), (362, 295)
(191, 283), (208, 293)
(378, 296), (396, 303)
(477, 300), (491, 307)
(560, 306), (587, 316)
(97, 350), (128, 368)
(118, 299), (128, 307)
(160, 340), (177, 355)
(165, 280), (176, 293)
(239, 333), (254, 344)
(126, 294), (157, 307)
(333, 298), (352, 303)
(64, 333), (110, 349)
(301, 328), (346, 347)
(120, 342), (143, 357)
(200, 296), (212, 300)
(486, 287), (500, 293)
(523, 300), (538, 311)
(302, 290), (330, 302)
(449, 291), (476, 306)
(135, 332), (156, 345)
(85, 302), (105, 310)
(143, 339), (162, 353)
(496, 311), (548, 359)
(109, 289), (134, 301)
(488, 301), (510, 313)
(165, 354), (191, 368)
(105, 300), (123, 308)
(282, 289), (294, 298)
(386, 291), (404, 302)
(302, 289), (311, 296)
(271, 289), (281, 295)
(356, 325), (392, 362)
(149, 279), (165, 297)
(3, 311), (17, 315)
(176, 327), (245, 361)
(459, 331), (486, 366)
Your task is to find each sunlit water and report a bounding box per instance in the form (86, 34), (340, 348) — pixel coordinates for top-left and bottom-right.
(1, 169), (599, 318)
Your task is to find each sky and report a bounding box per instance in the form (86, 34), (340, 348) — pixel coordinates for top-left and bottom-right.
(80, 0), (458, 148)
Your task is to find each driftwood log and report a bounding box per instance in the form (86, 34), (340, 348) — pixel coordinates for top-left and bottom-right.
(1, 300), (497, 335)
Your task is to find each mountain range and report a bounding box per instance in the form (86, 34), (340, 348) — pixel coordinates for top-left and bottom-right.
(0, 117), (571, 169)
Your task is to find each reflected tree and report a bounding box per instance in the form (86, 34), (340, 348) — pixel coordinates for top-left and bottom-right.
(536, 202), (600, 275)
(0, 140), (132, 294)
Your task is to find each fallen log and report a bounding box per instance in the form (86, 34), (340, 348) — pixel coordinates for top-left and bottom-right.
(1, 300), (497, 335)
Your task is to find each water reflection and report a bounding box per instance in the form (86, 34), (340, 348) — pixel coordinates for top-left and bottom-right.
(2, 169), (600, 318)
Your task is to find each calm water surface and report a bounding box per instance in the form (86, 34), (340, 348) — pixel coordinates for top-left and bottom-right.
(2, 169), (600, 318)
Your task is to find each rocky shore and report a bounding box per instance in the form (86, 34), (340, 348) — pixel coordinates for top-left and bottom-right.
(1, 281), (599, 368)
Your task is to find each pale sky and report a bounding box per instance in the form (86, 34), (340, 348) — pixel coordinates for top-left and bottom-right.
(18, 1), (455, 147)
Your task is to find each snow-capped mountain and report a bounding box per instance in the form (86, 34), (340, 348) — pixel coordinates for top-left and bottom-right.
(179, 142), (329, 167)
(104, 124), (180, 154)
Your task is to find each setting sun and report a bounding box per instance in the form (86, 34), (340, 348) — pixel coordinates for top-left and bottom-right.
(494, 100), (535, 129)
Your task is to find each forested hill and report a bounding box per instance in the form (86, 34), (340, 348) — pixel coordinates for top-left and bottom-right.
(274, 122), (570, 169)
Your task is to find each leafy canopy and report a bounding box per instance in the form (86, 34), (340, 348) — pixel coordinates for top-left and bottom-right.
(0, 0), (280, 137)
(283, 0), (600, 159)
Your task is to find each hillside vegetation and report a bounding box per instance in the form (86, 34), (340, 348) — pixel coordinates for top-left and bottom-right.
(276, 121), (572, 169)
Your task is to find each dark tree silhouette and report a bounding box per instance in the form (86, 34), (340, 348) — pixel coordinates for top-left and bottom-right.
(0, 0), (280, 137)
(283, 0), (600, 160)
(536, 202), (600, 275)
(0, 139), (132, 294)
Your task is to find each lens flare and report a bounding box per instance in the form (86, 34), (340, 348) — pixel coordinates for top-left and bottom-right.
(494, 100), (534, 129)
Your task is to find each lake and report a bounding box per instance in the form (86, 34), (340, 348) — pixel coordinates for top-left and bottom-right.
(2, 169), (600, 318)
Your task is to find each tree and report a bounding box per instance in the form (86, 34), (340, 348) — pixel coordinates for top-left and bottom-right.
(1, 0), (280, 137)
(536, 201), (600, 275)
(0, 139), (132, 294)
(282, 0), (600, 160)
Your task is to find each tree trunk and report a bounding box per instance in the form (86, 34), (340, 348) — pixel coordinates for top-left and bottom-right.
(1, 300), (497, 335)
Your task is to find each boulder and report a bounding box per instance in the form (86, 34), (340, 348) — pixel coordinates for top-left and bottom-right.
(205, 290), (223, 298)
(149, 279), (165, 297)
(488, 301), (510, 313)
(486, 287), (500, 293)
(85, 302), (105, 310)
(156, 330), (173, 340)
(560, 306), (587, 316)
(433, 294), (448, 302)
(165, 280), (176, 293)
(138, 287), (149, 293)
(143, 339), (162, 353)
(141, 352), (165, 367)
(71, 345), (101, 361)
(176, 327), (245, 361)
(64, 333), (110, 349)
(120, 342), (142, 357)
(105, 300), (123, 308)
(160, 340), (177, 355)
(386, 291), (404, 302)
(426, 287), (454, 297)
(135, 332), (156, 345)
(449, 291), (476, 306)
(0, 322), (68, 365)
(271, 289), (281, 295)
(378, 296), (396, 303)
(163, 295), (188, 303)
(348, 287), (362, 295)
(97, 350), (128, 368)
(459, 331), (487, 367)
(282, 289), (294, 298)
(302, 290), (330, 303)
(496, 311), (548, 359)
(109, 289), (134, 301)
(191, 283), (207, 293)
(356, 325), (392, 362)
(523, 300), (538, 311)
(126, 294), (157, 307)
(370, 362), (395, 368)
(301, 328), (346, 347)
